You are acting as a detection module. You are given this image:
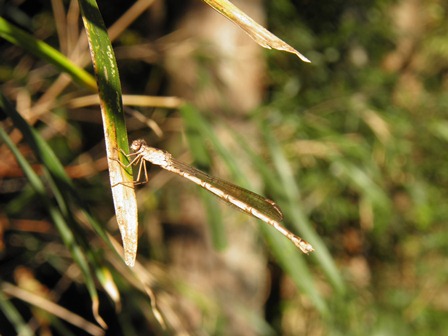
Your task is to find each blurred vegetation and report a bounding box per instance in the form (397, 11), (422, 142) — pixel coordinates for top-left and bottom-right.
(1, 0), (448, 335)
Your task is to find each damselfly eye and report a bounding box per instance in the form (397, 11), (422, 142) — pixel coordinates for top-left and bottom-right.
(130, 142), (138, 151)
(130, 139), (145, 151)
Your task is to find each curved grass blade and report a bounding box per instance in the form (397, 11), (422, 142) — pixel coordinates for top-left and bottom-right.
(0, 17), (97, 91)
(79, 0), (138, 267)
(202, 0), (310, 62)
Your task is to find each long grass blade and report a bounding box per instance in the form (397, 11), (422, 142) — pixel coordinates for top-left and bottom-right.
(79, 0), (138, 267)
(0, 17), (96, 91)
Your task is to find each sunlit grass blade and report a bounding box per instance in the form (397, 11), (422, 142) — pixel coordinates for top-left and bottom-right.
(202, 0), (310, 62)
(0, 17), (96, 91)
(79, 0), (138, 267)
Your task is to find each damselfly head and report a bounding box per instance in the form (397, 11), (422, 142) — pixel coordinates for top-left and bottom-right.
(131, 139), (147, 152)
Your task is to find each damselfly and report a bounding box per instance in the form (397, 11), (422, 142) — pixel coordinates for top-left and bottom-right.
(117, 139), (314, 254)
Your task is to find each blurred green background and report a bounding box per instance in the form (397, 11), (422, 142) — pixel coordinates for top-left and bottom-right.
(1, 0), (448, 335)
